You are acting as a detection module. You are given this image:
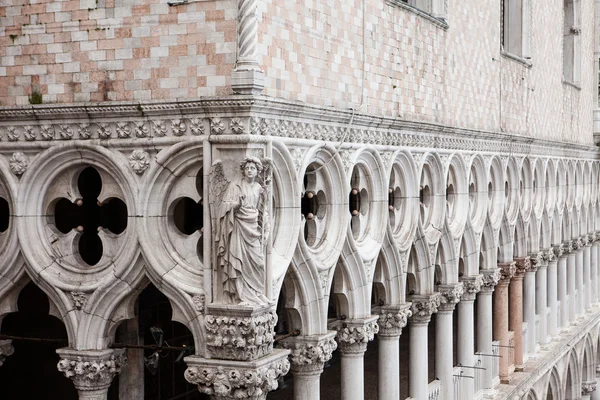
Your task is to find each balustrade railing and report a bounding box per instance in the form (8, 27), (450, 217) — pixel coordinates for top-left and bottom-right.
(453, 366), (463, 400)
(492, 340), (500, 385)
(428, 379), (441, 400)
(474, 355), (483, 394)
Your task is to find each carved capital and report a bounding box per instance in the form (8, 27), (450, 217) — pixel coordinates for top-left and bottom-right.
(205, 304), (277, 361)
(409, 293), (441, 325)
(513, 257), (529, 277)
(330, 316), (379, 355)
(586, 233), (595, 246)
(498, 262), (517, 282)
(0, 340), (14, 367)
(56, 349), (126, 393)
(553, 243), (565, 259)
(582, 380), (597, 396)
(572, 238), (582, 251)
(480, 268), (502, 292)
(184, 350), (290, 400)
(460, 275), (483, 301)
(438, 283), (464, 311)
(564, 240), (574, 254)
(280, 332), (337, 374)
(374, 303), (412, 337)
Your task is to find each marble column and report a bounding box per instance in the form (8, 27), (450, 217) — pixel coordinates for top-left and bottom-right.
(333, 316), (379, 400)
(478, 269), (501, 392)
(583, 380), (597, 400)
(57, 348), (126, 400)
(584, 235), (593, 309)
(437, 284), (463, 400)
(567, 241), (577, 323)
(594, 235), (600, 304)
(533, 251), (550, 346)
(409, 294), (441, 400)
(547, 245), (561, 338)
(458, 276), (482, 400)
(591, 236), (599, 304)
(494, 262), (515, 383)
(375, 304), (412, 400)
(575, 237), (585, 316)
(511, 257), (528, 370)
(523, 256), (537, 356)
(558, 243), (570, 329)
(281, 332), (338, 400)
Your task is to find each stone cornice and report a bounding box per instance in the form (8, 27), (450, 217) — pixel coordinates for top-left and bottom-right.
(0, 97), (597, 160)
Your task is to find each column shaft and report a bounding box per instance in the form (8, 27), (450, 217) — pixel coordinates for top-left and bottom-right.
(409, 322), (429, 399)
(458, 300), (475, 399)
(341, 352), (364, 400)
(547, 260), (558, 337)
(592, 242), (599, 303)
(378, 336), (400, 400)
(494, 280), (510, 382)
(568, 253), (577, 322)
(477, 291), (494, 390)
(524, 270), (536, 356)
(577, 248), (584, 315)
(558, 256), (568, 328)
(584, 244), (592, 309)
(509, 274), (524, 369)
(436, 310), (454, 400)
(536, 265), (548, 345)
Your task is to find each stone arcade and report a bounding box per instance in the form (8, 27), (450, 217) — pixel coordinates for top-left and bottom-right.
(3, 0), (600, 399)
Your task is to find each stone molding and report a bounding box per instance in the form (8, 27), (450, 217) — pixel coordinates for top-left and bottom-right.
(498, 262), (517, 282)
(280, 332), (337, 374)
(204, 304), (277, 362)
(480, 268), (502, 293)
(460, 275), (483, 301)
(184, 350), (290, 400)
(409, 293), (441, 325)
(582, 380), (597, 396)
(437, 283), (464, 311)
(374, 303), (412, 337)
(330, 316), (379, 355)
(0, 340), (14, 367)
(56, 348), (126, 393)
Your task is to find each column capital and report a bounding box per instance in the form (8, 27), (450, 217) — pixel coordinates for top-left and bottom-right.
(438, 283), (464, 311)
(585, 233), (595, 246)
(498, 262), (517, 282)
(531, 249), (552, 269)
(553, 243), (565, 259)
(280, 332), (337, 374)
(205, 304), (276, 361)
(409, 293), (441, 325)
(184, 350), (290, 400)
(594, 231), (600, 243)
(374, 303), (412, 337)
(572, 237), (583, 251)
(480, 268), (502, 293)
(330, 315), (379, 355)
(563, 240), (574, 254)
(56, 348), (126, 394)
(0, 339), (14, 367)
(460, 275), (483, 301)
(582, 380), (597, 396)
(513, 257), (530, 278)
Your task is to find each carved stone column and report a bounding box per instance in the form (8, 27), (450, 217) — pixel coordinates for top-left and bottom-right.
(436, 284), (463, 400)
(185, 304), (291, 400)
(0, 339), (14, 367)
(575, 237), (585, 316)
(511, 257), (528, 370)
(568, 240), (578, 322)
(534, 250), (551, 346)
(231, 0), (265, 93)
(524, 254), (538, 357)
(582, 380), (597, 400)
(458, 276), (482, 400)
(56, 348), (126, 400)
(584, 234), (593, 310)
(375, 304), (412, 400)
(478, 268), (501, 392)
(280, 332), (337, 400)
(494, 262), (515, 383)
(547, 245), (561, 337)
(592, 366), (600, 400)
(408, 293), (441, 399)
(591, 233), (600, 304)
(559, 242), (571, 329)
(331, 316), (379, 400)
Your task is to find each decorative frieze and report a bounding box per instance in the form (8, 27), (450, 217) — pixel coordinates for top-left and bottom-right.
(460, 275), (483, 301)
(331, 316), (379, 354)
(409, 293), (441, 325)
(185, 350), (290, 400)
(204, 304), (277, 362)
(438, 283), (464, 311)
(280, 332), (337, 373)
(374, 303), (412, 337)
(56, 349), (126, 393)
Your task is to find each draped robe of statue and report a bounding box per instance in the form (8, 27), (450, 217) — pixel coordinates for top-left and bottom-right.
(216, 178), (270, 305)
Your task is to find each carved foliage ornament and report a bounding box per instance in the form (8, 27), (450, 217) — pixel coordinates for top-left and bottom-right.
(499, 262), (517, 281)
(57, 354), (126, 390)
(438, 284), (464, 310)
(9, 152), (29, 176)
(460, 275), (483, 301)
(281, 337), (337, 371)
(481, 269), (502, 291)
(582, 380), (597, 395)
(185, 359), (290, 399)
(335, 321), (379, 354)
(205, 310), (277, 361)
(377, 306), (412, 336)
(410, 295), (441, 324)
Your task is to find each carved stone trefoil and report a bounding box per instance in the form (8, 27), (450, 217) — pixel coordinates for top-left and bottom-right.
(56, 349), (126, 393)
(205, 304), (277, 362)
(185, 350), (290, 400)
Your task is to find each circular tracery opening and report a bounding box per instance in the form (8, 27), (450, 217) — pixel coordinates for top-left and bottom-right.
(53, 166), (128, 266)
(349, 166), (371, 241)
(170, 169), (204, 256)
(302, 163), (328, 247)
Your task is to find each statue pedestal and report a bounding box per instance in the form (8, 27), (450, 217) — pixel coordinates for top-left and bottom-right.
(205, 303), (277, 361)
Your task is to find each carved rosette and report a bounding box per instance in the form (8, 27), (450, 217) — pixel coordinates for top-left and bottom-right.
(460, 275), (483, 301)
(56, 349), (126, 393)
(513, 257), (530, 278)
(332, 316), (379, 354)
(185, 350), (290, 400)
(409, 294), (441, 325)
(0, 340), (14, 367)
(480, 268), (502, 293)
(9, 152), (29, 176)
(129, 150), (150, 175)
(498, 262), (517, 282)
(582, 380), (597, 396)
(280, 332), (337, 373)
(205, 305), (277, 361)
(438, 283), (464, 311)
(375, 304), (412, 337)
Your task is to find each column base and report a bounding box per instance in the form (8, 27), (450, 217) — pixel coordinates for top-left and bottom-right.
(231, 69), (265, 95)
(185, 349), (291, 400)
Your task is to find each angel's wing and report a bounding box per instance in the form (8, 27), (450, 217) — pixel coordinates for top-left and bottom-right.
(209, 160), (230, 217)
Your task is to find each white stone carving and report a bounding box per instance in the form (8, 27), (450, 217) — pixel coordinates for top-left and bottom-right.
(57, 349), (126, 393)
(171, 119), (186, 136)
(190, 118), (205, 135)
(9, 152), (28, 176)
(116, 122), (131, 138)
(333, 316), (379, 354)
(0, 340), (14, 367)
(129, 150), (151, 175)
(70, 291), (87, 310)
(376, 304), (412, 337)
(134, 122), (148, 138)
(438, 283), (464, 311)
(152, 120), (167, 137)
(409, 294), (441, 324)
(58, 124), (73, 139)
(280, 333), (337, 372)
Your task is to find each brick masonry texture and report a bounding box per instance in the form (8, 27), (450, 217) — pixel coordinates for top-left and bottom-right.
(0, 0), (596, 144)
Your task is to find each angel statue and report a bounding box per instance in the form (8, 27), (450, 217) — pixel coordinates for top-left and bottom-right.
(211, 156), (272, 305)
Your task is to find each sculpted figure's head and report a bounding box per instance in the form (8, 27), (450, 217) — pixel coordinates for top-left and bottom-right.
(240, 157), (263, 180)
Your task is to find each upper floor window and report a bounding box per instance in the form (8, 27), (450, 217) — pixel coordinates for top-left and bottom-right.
(563, 0), (581, 84)
(502, 0), (531, 60)
(402, 0), (447, 21)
